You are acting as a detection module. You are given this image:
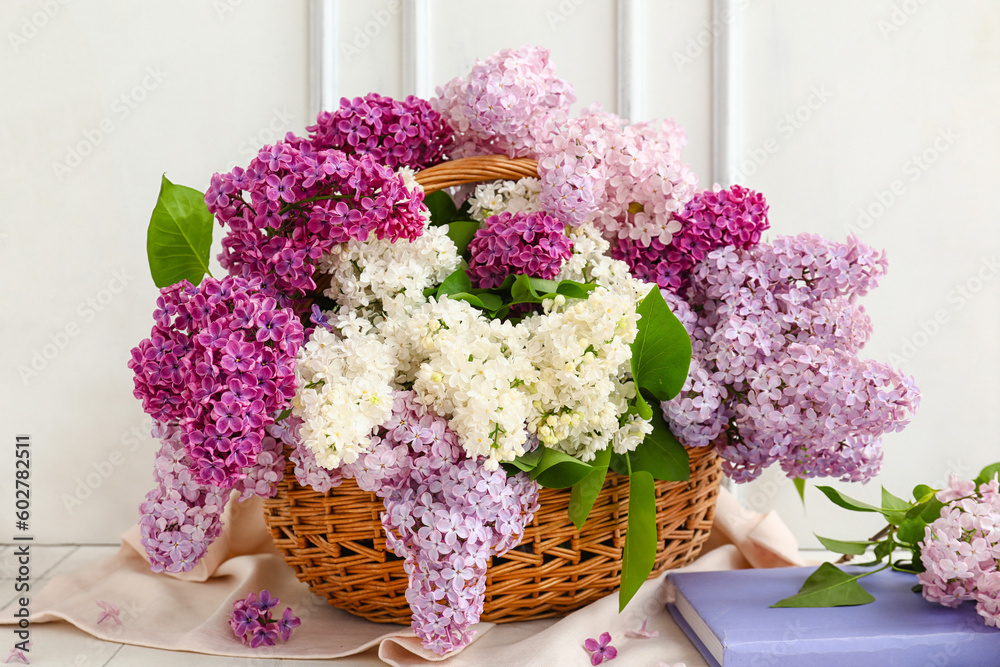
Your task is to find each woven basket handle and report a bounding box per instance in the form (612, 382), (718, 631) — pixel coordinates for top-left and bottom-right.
(414, 155), (539, 194)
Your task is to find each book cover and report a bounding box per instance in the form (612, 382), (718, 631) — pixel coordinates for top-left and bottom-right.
(666, 566), (1000, 667)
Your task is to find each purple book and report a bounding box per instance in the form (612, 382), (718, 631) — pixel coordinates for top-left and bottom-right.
(666, 566), (1000, 667)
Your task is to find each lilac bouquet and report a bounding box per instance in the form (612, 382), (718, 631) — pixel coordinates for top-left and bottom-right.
(129, 45), (920, 654)
(776, 464), (1000, 630)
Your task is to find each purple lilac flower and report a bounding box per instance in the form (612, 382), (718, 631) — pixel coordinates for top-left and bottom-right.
(129, 275), (302, 488)
(466, 211), (573, 288)
(583, 631), (618, 665)
(138, 421), (229, 573)
(206, 137), (428, 302)
(229, 590), (300, 647)
(660, 235), (920, 483)
(614, 184), (770, 295)
(308, 93), (452, 170)
(294, 390), (538, 655)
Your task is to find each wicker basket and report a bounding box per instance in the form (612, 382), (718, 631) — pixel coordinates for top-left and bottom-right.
(261, 155), (724, 624)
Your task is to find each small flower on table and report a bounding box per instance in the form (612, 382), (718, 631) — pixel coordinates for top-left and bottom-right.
(583, 631), (617, 665)
(229, 590), (300, 648)
(96, 601), (121, 625)
(3, 643), (30, 664)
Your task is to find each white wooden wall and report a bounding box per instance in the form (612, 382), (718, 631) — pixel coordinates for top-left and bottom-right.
(2, 0), (998, 547)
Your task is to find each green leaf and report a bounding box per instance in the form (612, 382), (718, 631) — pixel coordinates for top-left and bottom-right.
(897, 516), (928, 546)
(880, 487), (912, 525)
(274, 408), (292, 422)
(568, 447), (611, 530)
(444, 292), (487, 309)
(530, 446), (595, 488)
(527, 277), (559, 294)
(470, 291), (504, 312)
(815, 486), (882, 514)
(619, 469), (657, 612)
(509, 447), (544, 473)
(919, 497), (945, 522)
(815, 535), (872, 556)
(630, 287), (692, 402)
(628, 410), (689, 481)
(608, 452), (629, 477)
(147, 175), (214, 288)
(445, 220), (480, 256)
(510, 274), (540, 302)
(912, 484), (938, 503)
(436, 268), (473, 298)
(976, 462), (1000, 486)
(793, 478), (807, 505)
(772, 563), (878, 608)
(873, 539), (895, 562)
(555, 280), (596, 299)
(632, 390), (654, 421)
(424, 190), (457, 227)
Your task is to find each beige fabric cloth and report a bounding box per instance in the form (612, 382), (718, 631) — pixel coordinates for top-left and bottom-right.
(0, 487), (803, 665)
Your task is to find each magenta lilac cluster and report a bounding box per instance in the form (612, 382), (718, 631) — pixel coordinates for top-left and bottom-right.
(206, 138), (426, 299)
(432, 45), (575, 159)
(229, 590), (301, 648)
(614, 185), (770, 295)
(307, 93), (451, 171)
(537, 107), (698, 246)
(128, 275), (302, 487)
(661, 234), (921, 482)
(466, 211), (573, 288)
(294, 392), (539, 655)
(918, 473), (1000, 627)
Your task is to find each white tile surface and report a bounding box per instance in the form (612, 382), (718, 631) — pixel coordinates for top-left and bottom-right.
(0, 620), (123, 667)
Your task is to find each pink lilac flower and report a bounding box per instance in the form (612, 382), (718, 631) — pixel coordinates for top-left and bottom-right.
(3, 644), (29, 665)
(661, 235), (920, 483)
(432, 45), (575, 158)
(229, 590), (300, 648)
(129, 275), (302, 488)
(466, 211), (573, 288)
(537, 106), (698, 246)
(291, 391), (539, 654)
(614, 185), (769, 295)
(584, 631), (618, 665)
(96, 601), (121, 625)
(624, 617), (658, 639)
(308, 93), (451, 170)
(918, 473), (1000, 627)
(206, 137), (427, 302)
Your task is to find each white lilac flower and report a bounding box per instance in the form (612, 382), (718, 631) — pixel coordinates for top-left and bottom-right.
(466, 178), (544, 222)
(293, 324), (397, 468)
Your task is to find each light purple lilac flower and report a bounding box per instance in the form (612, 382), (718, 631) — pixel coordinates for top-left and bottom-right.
(661, 234), (920, 483)
(291, 391), (539, 655)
